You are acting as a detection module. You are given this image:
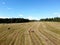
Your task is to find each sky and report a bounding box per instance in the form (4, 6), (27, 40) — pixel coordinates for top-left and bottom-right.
(0, 0), (60, 20)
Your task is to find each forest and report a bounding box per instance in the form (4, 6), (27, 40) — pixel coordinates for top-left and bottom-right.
(0, 18), (29, 23)
(40, 17), (60, 22)
(0, 17), (60, 23)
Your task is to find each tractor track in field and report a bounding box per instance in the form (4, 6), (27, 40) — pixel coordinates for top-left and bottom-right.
(41, 23), (60, 40)
(0, 22), (60, 45)
(28, 23), (42, 45)
(25, 22), (38, 45)
(30, 22), (55, 45)
(38, 22), (60, 45)
(8, 23), (29, 45)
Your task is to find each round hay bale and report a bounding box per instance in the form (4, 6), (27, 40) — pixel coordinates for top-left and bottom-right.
(8, 27), (10, 30)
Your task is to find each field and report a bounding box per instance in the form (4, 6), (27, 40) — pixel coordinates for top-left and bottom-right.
(0, 22), (60, 45)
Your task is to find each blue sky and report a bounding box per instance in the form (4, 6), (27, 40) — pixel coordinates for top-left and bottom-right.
(0, 0), (60, 20)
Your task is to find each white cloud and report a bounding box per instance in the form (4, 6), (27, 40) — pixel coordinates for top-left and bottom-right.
(0, 16), (39, 20)
(53, 12), (60, 17)
(19, 14), (23, 17)
(26, 16), (39, 20)
(18, 14), (39, 20)
(53, 12), (59, 15)
(57, 14), (60, 17)
(0, 16), (11, 18)
(2, 2), (6, 5)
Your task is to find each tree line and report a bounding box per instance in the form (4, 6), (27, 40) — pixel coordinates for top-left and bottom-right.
(40, 17), (60, 22)
(0, 17), (60, 23)
(0, 18), (30, 23)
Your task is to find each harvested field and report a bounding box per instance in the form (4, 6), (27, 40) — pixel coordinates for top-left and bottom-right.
(0, 22), (60, 45)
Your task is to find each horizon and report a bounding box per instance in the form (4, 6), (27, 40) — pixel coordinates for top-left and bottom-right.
(0, 0), (60, 20)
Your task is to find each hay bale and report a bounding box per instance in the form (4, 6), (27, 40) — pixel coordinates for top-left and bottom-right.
(8, 27), (10, 30)
(29, 30), (34, 32)
(31, 30), (34, 32)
